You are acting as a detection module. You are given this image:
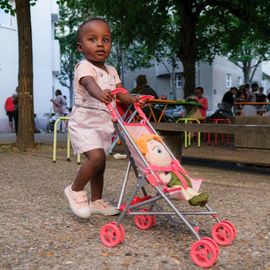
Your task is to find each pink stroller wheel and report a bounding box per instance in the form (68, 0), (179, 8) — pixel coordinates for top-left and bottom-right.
(221, 220), (237, 239)
(118, 224), (125, 243)
(212, 221), (235, 246)
(100, 222), (123, 247)
(190, 238), (218, 268)
(201, 237), (220, 258)
(134, 209), (155, 230)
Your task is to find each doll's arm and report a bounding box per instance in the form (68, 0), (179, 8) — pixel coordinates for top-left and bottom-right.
(158, 172), (171, 184)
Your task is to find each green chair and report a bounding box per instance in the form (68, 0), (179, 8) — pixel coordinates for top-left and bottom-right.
(176, 118), (201, 148)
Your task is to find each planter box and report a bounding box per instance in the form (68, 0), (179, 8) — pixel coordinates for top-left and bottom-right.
(235, 116), (270, 149)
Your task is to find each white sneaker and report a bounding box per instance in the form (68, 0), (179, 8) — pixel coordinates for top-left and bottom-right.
(90, 199), (120, 216)
(64, 185), (91, 218)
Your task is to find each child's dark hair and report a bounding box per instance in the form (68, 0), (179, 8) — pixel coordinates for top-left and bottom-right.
(55, 89), (62, 96)
(195, 86), (204, 94)
(77, 17), (110, 42)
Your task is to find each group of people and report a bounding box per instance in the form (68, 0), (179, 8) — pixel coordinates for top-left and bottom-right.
(4, 87), (18, 133)
(218, 83), (270, 117)
(4, 17), (269, 222)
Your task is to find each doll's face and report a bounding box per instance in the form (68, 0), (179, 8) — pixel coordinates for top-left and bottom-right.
(145, 139), (172, 167)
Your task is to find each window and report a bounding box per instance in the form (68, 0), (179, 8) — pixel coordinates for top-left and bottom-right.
(175, 74), (182, 88)
(225, 73), (232, 88)
(237, 76), (243, 86)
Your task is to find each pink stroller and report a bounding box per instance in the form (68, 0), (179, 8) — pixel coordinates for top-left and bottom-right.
(100, 88), (236, 268)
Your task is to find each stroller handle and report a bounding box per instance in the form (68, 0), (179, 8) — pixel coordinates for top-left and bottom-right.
(111, 87), (128, 95)
(107, 88), (154, 122)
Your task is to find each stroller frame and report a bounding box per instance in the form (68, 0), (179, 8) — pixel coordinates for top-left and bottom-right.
(100, 89), (236, 268)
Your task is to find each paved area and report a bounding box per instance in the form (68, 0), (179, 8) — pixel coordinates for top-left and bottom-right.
(0, 145), (270, 270)
(1, 132), (269, 167)
(0, 132), (67, 145)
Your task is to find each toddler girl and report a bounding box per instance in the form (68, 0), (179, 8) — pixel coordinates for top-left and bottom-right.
(64, 18), (137, 218)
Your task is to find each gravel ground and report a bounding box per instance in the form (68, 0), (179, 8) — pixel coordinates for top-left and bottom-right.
(0, 145), (270, 270)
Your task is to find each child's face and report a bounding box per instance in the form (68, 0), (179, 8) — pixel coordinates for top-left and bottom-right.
(194, 89), (202, 97)
(77, 20), (112, 64)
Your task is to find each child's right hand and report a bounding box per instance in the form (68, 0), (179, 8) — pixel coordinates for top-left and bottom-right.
(99, 89), (113, 104)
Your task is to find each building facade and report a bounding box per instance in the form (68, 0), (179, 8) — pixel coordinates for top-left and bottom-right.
(123, 56), (262, 114)
(0, 0), (60, 132)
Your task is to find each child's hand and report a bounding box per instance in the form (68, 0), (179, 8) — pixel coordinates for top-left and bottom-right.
(99, 89), (113, 104)
(133, 96), (145, 107)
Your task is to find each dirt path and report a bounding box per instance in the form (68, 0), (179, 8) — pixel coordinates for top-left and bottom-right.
(0, 147), (269, 270)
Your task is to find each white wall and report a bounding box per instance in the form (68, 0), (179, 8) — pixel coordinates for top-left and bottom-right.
(0, 10), (18, 131)
(0, 0), (60, 132)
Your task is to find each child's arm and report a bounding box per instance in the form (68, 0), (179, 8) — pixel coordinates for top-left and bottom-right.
(116, 83), (139, 104)
(50, 99), (59, 107)
(80, 76), (113, 104)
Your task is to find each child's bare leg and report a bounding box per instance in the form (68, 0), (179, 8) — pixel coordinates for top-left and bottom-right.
(72, 148), (106, 191)
(90, 163), (105, 202)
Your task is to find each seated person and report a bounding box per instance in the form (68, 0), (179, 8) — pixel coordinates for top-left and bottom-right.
(130, 75), (167, 121)
(219, 87), (237, 116)
(256, 87), (266, 102)
(130, 75), (159, 99)
(186, 87), (208, 119)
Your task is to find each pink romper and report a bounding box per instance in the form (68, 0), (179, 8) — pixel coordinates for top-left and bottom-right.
(68, 59), (121, 155)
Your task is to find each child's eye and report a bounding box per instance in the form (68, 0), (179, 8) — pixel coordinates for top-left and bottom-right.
(89, 38), (97, 43)
(103, 38), (111, 43)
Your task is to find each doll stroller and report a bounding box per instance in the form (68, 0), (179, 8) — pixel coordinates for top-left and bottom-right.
(100, 88), (236, 268)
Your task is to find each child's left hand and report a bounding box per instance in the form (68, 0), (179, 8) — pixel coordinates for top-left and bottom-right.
(133, 95), (146, 107)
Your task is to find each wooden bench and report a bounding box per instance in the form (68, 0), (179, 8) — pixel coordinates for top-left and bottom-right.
(151, 122), (270, 159)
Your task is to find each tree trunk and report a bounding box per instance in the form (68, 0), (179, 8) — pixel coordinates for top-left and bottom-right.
(243, 61), (251, 84)
(177, 2), (197, 98)
(171, 59), (176, 100)
(68, 73), (74, 107)
(15, 0), (35, 150)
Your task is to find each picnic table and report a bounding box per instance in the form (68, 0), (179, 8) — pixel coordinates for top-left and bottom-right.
(146, 99), (202, 123)
(233, 101), (270, 115)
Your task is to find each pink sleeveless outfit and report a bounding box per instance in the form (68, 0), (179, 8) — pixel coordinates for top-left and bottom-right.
(68, 59), (121, 155)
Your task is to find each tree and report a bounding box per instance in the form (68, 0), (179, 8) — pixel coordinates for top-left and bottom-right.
(198, 4), (270, 84)
(15, 0), (36, 150)
(60, 0), (270, 97)
(56, 3), (153, 93)
(1, 0), (36, 150)
(56, 4), (85, 106)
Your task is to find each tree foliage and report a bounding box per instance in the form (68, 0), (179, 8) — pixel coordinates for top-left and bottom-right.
(56, 4), (86, 105)
(59, 0), (270, 97)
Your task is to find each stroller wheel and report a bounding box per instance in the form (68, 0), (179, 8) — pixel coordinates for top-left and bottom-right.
(190, 238), (218, 268)
(221, 220), (237, 239)
(118, 223), (125, 243)
(100, 222), (123, 247)
(134, 209), (155, 230)
(201, 237), (220, 258)
(212, 221), (235, 246)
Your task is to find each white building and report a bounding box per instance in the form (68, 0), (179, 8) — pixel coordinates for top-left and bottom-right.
(0, 0), (60, 132)
(123, 56), (262, 114)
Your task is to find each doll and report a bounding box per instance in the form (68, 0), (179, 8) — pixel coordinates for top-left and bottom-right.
(136, 134), (208, 206)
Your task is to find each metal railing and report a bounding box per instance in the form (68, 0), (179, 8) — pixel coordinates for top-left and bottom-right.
(52, 116), (80, 164)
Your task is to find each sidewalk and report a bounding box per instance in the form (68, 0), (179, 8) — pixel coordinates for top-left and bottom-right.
(0, 132), (67, 145)
(182, 144), (270, 167)
(1, 132), (270, 167)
